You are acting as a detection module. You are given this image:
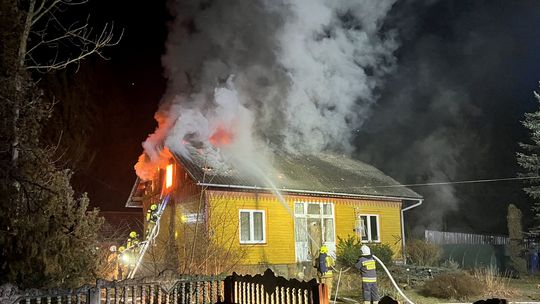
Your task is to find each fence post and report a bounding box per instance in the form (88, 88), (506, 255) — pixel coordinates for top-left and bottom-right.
(88, 286), (101, 304)
(310, 283), (325, 304)
(223, 273), (236, 304)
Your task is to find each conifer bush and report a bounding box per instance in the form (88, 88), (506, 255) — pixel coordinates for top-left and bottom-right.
(336, 235), (394, 268)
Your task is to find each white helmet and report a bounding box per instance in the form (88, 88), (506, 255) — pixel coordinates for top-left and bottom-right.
(360, 244), (371, 256)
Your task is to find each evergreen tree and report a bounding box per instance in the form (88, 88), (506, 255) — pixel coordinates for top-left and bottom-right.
(0, 0), (116, 288)
(517, 88), (540, 236)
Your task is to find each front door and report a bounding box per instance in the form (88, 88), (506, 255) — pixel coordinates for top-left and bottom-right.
(294, 202), (336, 262)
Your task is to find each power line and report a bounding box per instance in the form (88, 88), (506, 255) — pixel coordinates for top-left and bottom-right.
(357, 176), (540, 189)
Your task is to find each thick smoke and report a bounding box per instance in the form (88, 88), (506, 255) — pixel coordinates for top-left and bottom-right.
(135, 0), (399, 179)
(355, 1), (540, 233)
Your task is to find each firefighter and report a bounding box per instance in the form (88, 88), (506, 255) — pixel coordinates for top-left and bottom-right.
(126, 231), (139, 249)
(145, 204), (159, 237)
(117, 246), (127, 280)
(146, 204), (159, 222)
(355, 245), (379, 304)
(316, 245), (335, 301)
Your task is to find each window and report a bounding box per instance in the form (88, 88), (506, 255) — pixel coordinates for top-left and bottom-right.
(239, 210), (266, 244)
(294, 202), (335, 245)
(356, 214), (380, 242)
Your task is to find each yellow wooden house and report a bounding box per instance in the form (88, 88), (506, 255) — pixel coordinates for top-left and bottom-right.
(126, 148), (422, 277)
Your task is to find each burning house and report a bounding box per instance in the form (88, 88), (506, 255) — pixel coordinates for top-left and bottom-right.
(118, 0), (417, 279)
(125, 145), (422, 278)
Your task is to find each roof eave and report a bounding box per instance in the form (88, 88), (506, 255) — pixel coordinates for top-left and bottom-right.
(196, 182), (423, 202)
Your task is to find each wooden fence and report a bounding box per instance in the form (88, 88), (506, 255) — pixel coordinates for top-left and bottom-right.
(425, 229), (509, 245)
(1, 272), (225, 304)
(1, 269), (326, 304)
(223, 269), (324, 304)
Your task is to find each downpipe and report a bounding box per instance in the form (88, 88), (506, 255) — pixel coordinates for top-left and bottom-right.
(372, 254), (415, 304)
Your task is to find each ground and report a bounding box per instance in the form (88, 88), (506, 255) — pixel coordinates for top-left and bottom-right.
(331, 268), (540, 303)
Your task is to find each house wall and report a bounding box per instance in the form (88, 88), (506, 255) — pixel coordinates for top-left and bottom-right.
(206, 190), (403, 268)
(334, 199), (403, 256)
(139, 161), (204, 276)
(140, 162), (404, 277)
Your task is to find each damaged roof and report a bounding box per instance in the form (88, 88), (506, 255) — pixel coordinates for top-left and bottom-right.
(174, 148), (422, 200)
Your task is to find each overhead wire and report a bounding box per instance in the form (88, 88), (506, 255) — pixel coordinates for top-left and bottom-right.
(349, 176), (540, 189)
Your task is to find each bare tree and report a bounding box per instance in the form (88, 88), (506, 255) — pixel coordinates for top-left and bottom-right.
(19, 0), (122, 71)
(0, 0), (117, 287)
(137, 190), (248, 277)
(10, 0), (122, 166)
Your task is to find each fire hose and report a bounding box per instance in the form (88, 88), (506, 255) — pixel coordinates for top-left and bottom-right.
(372, 254), (415, 304)
(330, 255), (415, 304)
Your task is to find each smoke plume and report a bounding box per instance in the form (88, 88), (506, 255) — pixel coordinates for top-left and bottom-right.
(355, 1), (540, 233)
(135, 0), (399, 179)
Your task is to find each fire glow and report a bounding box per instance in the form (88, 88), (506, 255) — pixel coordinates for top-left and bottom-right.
(209, 127), (233, 147)
(165, 164), (173, 189)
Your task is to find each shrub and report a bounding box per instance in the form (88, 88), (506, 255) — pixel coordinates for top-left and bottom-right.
(336, 235), (361, 268)
(441, 259), (460, 270)
(422, 271), (483, 300)
(406, 239), (442, 266)
(336, 235), (394, 268)
(370, 243), (394, 266)
(473, 266), (520, 298)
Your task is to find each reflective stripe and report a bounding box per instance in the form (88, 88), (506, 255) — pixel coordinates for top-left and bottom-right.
(362, 277), (377, 283)
(362, 260), (376, 270)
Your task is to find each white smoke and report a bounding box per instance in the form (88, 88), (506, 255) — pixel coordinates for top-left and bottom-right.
(135, 0), (399, 179)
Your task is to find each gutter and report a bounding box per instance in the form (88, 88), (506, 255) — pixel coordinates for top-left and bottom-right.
(401, 199), (424, 265)
(196, 182), (422, 202)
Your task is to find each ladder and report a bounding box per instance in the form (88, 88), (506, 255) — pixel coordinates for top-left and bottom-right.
(127, 194), (170, 279)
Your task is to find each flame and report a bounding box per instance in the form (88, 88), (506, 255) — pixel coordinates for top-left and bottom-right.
(134, 147), (172, 181)
(209, 126), (233, 147)
(165, 164), (173, 189)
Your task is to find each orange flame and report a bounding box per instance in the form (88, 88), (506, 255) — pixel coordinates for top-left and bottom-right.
(209, 126), (233, 147)
(165, 164), (173, 189)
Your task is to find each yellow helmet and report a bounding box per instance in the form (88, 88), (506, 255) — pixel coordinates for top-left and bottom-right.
(129, 231), (137, 238)
(320, 245), (328, 254)
(118, 246), (126, 252)
(150, 204), (158, 211)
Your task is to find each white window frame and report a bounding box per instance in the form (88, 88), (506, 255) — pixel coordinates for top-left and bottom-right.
(358, 214), (381, 243)
(293, 202), (336, 261)
(238, 209), (266, 244)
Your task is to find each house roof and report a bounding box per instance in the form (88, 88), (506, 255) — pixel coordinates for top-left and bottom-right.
(125, 177), (144, 208)
(174, 147), (422, 200)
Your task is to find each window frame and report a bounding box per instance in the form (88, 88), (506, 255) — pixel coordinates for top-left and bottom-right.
(238, 209), (266, 244)
(294, 202), (336, 243)
(358, 214), (381, 243)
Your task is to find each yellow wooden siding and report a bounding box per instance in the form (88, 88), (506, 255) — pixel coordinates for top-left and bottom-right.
(334, 200), (403, 257)
(207, 191), (403, 264)
(208, 191), (296, 265)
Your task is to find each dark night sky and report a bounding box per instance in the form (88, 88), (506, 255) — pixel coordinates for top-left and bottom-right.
(79, 0), (540, 234)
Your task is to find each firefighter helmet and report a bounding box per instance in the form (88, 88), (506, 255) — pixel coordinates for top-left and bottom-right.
(320, 245), (328, 254)
(118, 246), (126, 252)
(360, 244), (371, 256)
(150, 204), (158, 211)
(129, 231), (137, 238)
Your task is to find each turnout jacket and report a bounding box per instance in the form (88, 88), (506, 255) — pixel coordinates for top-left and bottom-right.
(316, 253), (335, 278)
(355, 255), (377, 282)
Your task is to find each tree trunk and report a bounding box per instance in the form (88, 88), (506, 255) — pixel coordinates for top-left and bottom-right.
(12, 0), (35, 167)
